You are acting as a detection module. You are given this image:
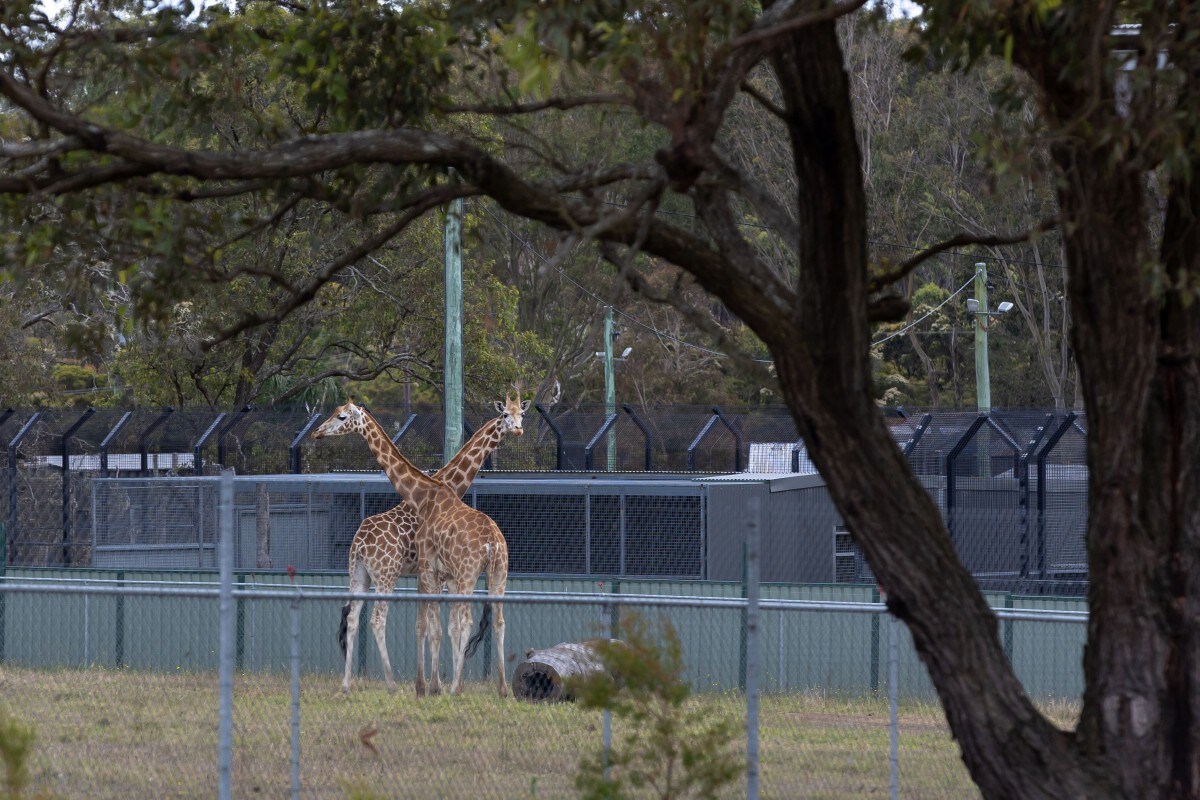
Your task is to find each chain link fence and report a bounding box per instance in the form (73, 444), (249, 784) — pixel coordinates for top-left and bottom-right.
(2, 406), (1089, 597)
(0, 471), (1088, 799)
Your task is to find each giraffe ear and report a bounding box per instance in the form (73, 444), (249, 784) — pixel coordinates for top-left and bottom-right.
(494, 400), (505, 414)
(520, 399), (531, 412)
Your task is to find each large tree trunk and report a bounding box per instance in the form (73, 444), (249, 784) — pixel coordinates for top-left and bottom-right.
(1058, 139), (1200, 796)
(765, 19), (1114, 798)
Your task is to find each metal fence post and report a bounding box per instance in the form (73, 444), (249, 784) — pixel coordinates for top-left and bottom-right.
(390, 412), (419, 447)
(218, 468), (234, 800)
(99, 411), (133, 478)
(290, 590), (302, 800)
(194, 413), (228, 477)
(870, 585), (880, 693)
(601, 585), (612, 778)
(584, 414), (618, 471)
(711, 407), (744, 472)
(217, 405), (254, 469)
(1036, 413), (1078, 583)
(8, 411), (43, 557)
(289, 414), (323, 474)
(622, 404), (654, 470)
(115, 570), (125, 667)
(945, 414), (988, 546)
(138, 407), (174, 474)
(745, 494), (761, 800)
(686, 413), (720, 471)
(888, 611), (899, 800)
(1018, 415), (1053, 582)
(61, 407), (97, 566)
(534, 403), (565, 470)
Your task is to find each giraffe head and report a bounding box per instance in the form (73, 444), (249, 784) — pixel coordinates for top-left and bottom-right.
(312, 399), (369, 440)
(493, 392), (530, 437)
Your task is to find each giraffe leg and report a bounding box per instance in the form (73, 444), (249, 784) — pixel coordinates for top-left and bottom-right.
(425, 599), (443, 696)
(340, 560), (370, 694)
(493, 599), (507, 698)
(489, 558), (509, 698)
(448, 599), (471, 696)
(416, 569), (442, 697)
(370, 593), (397, 693)
(415, 600), (428, 698)
(341, 599), (364, 694)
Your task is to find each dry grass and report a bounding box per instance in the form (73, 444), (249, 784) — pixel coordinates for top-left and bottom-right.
(0, 665), (1068, 799)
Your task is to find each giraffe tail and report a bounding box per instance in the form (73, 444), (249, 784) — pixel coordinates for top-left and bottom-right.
(463, 604), (492, 660)
(337, 603), (351, 658)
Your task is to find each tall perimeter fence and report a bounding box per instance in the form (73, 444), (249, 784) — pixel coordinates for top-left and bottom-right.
(0, 404), (1090, 596)
(0, 470), (1089, 799)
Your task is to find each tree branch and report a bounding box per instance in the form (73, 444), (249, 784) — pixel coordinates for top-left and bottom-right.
(728, 0), (872, 50)
(439, 93), (632, 115)
(0, 136), (82, 158)
(609, 253), (778, 389)
(201, 184), (462, 349)
(739, 80), (786, 120)
(0, 66), (787, 336)
(868, 217), (1060, 293)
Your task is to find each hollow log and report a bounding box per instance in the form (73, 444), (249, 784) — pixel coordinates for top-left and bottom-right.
(511, 640), (618, 702)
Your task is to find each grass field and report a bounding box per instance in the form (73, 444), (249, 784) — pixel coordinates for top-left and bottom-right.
(0, 665), (1075, 799)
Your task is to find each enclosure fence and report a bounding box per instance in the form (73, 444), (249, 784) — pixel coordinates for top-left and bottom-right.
(1, 405), (1090, 597)
(0, 471), (1088, 800)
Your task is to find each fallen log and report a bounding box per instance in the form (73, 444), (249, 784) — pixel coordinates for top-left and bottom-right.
(511, 640), (619, 702)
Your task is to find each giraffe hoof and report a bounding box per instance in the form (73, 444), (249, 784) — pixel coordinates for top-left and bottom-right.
(385, 683), (398, 695)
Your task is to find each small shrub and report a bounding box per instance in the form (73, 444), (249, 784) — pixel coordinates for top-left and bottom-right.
(0, 707), (51, 800)
(568, 613), (742, 800)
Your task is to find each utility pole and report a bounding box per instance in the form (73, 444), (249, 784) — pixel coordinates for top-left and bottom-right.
(443, 194), (464, 461)
(973, 262), (991, 414)
(973, 262), (990, 479)
(604, 306), (616, 471)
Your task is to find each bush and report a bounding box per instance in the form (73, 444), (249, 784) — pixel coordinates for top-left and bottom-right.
(568, 613), (742, 800)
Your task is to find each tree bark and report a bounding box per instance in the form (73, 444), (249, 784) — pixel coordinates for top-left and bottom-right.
(1057, 139), (1200, 796)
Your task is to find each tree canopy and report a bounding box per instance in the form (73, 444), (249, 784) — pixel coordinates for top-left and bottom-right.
(2, 2), (1199, 797)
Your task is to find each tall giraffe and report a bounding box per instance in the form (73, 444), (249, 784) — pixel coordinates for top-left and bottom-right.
(313, 400), (514, 697)
(330, 395), (528, 693)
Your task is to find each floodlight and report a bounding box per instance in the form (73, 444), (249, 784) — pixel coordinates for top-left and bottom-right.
(621, 347), (633, 358)
(966, 298), (980, 313)
(997, 301), (1014, 313)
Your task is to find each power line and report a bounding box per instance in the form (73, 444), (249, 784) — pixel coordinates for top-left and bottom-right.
(870, 271), (979, 348)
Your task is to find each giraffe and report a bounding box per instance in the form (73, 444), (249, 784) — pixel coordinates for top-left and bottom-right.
(313, 399), (517, 697)
(329, 395), (529, 693)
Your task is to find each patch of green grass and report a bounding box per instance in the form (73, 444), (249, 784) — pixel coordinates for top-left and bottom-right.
(0, 665), (1064, 799)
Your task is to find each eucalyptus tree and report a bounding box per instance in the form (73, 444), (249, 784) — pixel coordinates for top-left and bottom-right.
(1, 2), (1198, 797)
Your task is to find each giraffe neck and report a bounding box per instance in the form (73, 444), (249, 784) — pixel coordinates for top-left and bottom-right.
(437, 417), (504, 497)
(357, 408), (441, 507)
